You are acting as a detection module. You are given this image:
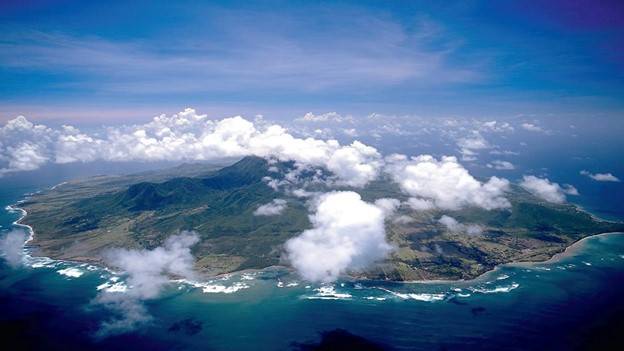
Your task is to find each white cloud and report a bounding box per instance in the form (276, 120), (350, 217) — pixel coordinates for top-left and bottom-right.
(325, 141), (382, 187)
(0, 110), (383, 187)
(456, 132), (490, 161)
(385, 154), (510, 211)
(254, 199), (288, 216)
(284, 192), (393, 282)
(406, 197), (436, 210)
(2, 110), (519, 211)
(438, 215), (483, 235)
(521, 123), (545, 133)
(0, 116), (54, 174)
(487, 160), (515, 170)
(296, 112), (353, 124)
(562, 184), (579, 196)
(580, 170), (620, 182)
(0, 229), (28, 268)
(480, 120), (514, 133)
(519, 176), (578, 203)
(96, 231), (199, 335)
(373, 198), (401, 217)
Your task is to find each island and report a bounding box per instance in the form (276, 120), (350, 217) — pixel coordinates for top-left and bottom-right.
(18, 156), (624, 281)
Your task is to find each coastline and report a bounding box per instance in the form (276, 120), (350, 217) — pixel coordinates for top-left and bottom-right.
(14, 194), (623, 285)
(9, 182), (624, 285)
(507, 231), (623, 267)
(6, 204), (35, 244)
(391, 231), (624, 285)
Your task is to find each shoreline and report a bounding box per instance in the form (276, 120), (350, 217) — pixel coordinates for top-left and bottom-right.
(8, 181), (624, 285)
(6, 204), (35, 244)
(391, 231), (624, 285)
(13, 197), (623, 285)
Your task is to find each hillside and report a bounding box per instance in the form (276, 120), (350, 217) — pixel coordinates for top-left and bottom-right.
(19, 156), (624, 280)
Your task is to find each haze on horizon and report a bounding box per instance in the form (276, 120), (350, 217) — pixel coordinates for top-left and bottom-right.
(1, 0), (623, 125)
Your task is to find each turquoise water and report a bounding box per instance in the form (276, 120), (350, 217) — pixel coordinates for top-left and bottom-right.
(2, 181), (624, 350)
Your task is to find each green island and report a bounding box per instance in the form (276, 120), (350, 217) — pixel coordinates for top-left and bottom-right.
(18, 156), (624, 281)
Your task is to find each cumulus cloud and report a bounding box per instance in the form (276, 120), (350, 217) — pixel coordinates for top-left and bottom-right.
(0, 116), (54, 174)
(254, 199), (288, 216)
(284, 192), (393, 282)
(0, 110), (382, 187)
(385, 154), (510, 211)
(580, 170), (620, 182)
(438, 215), (483, 235)
(325, 141), (382, 187)
(487, 160), (515, 170)
(95, 231), (199, 335)
(519, 176), (578, 203)
(0, 229), (28, 268)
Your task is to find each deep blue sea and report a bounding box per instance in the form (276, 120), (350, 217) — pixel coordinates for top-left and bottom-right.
(1, 162), (624, 351)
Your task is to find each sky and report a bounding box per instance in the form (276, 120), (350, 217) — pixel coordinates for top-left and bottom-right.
(1, 0), (624, 124)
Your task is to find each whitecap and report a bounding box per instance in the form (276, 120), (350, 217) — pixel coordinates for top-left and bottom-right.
(240, 273), (256, 280)
(470, 283), (519, 294)
(534, 267), (551, 271)
(277, 280), (299, 288)
(218, 274), (232, 281)
(199, 282), (249, 294)
(365, 296), (386, 301)
(378, 288), (445, 302)
(582, 261), (592, 266)
(496, 274), (510, 280)
(304, 285), (352, 300)
(183, 280), (250, 294)
(57, 267), (84, 278)
(28, 256), (58, 269)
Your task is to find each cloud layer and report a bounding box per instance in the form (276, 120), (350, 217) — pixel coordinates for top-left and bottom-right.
(0, 110), (383, 187)
(284, 192), (394, 282)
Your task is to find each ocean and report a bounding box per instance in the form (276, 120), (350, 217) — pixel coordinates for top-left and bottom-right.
(1, 171), (624, 350)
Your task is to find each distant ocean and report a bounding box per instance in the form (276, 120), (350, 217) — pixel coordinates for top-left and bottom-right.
(1, 167), (624, 350)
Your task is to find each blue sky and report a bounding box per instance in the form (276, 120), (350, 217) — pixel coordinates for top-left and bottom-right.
(1, 0), (623, 124)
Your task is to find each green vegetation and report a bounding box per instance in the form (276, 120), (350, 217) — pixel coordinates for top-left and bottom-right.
(20, 157), (624, 280)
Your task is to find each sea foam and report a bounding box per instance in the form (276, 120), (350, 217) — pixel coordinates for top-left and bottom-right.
(378, 288), (446, 302)
(182, 280), (250, 294)
(304, 285), (352, 300)
(470, 283), (519, 294)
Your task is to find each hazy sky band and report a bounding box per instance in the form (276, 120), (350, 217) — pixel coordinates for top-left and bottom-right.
(1, 0), (623, 124)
